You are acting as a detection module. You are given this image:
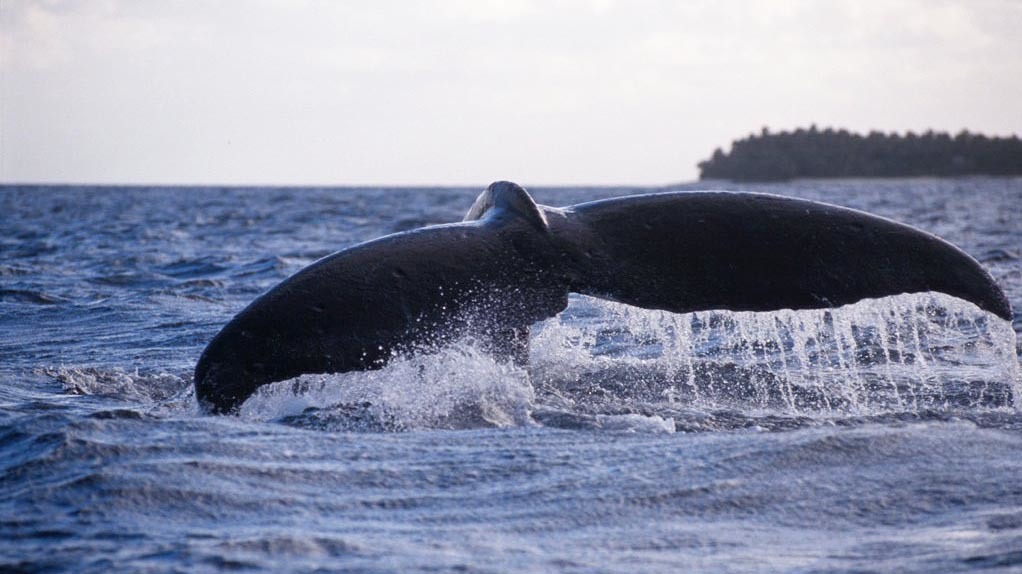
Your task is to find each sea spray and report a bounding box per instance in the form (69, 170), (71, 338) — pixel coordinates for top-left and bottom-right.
(37, 293), (1018, 430)
(240, 344), (535, 430)
(531, 292), (1019, 417)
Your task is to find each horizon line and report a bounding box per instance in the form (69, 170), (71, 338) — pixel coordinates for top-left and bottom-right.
(0, 180), (695, 189)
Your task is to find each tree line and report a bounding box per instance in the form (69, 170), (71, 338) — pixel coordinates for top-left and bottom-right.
(697, 126), (1022, 181)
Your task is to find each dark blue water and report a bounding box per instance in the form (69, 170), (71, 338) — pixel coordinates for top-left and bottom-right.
(2, 179), (1021, 573)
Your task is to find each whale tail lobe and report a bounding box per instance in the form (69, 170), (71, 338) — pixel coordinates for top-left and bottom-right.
(553, 191), (1011, 320)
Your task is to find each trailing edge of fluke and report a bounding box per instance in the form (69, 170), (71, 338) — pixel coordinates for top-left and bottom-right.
(194, 181), (1012, 414)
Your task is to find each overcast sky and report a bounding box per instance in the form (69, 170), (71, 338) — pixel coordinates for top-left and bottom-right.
(2, 0), (1020, 186)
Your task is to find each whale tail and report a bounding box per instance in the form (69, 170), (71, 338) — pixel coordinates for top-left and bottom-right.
(194, 182), (1011, 414)
(549, 190), (1011, 320)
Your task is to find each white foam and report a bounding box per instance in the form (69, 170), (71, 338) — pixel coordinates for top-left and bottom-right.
(595, 413), (677, 434)
(40, 366), (189, 403)
(239, 342), (535, 430)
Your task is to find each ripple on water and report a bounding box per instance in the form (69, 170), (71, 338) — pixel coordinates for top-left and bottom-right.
(2, 181), (1021, 573)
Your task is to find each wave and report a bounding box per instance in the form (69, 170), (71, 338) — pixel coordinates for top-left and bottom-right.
(36, 292), (1020, 433)
(0, 289), (68, 305)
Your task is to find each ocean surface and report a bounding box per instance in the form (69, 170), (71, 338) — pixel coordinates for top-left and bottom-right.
(2, 178), (1021, 573)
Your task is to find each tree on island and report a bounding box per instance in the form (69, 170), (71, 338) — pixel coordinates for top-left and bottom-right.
(698, 126), (1022, 181)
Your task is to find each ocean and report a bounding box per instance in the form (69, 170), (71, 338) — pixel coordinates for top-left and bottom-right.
(2, 178), (1021, 573)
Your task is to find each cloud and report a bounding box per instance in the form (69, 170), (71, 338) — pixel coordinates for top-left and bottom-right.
(2, 0), (1020, 184)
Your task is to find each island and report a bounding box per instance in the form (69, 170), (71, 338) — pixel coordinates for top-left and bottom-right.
(697, 126), (1022, 182)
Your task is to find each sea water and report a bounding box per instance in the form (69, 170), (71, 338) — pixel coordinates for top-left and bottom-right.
(1, 178), (1020, 572)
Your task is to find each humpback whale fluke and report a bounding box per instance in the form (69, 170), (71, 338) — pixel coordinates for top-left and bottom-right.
(194, 181), (1011, 414)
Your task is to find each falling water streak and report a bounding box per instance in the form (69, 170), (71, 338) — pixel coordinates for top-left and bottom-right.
(676, 314), (700, 405)
(653, 314), (677, 405)
(801, 312), (833, 410)
(753, 315), (771, 408)
(889, 307), (921, 412)
(794, 314), (830, 412)
(692, 312), (717, 399)
(971, 316), (992, 406)
(641, 308), (671, 400)
(992, 320), (1022, 407)
(936, 300), (956, 409)
(735, 314), (768, 408)
(835, 312), (865, 413)
(816, 311), (852, 411)
(770, 313), (798, 412)
(903, 300), (932, 380)
(918, 299), (945, 407)
(875, 312), (906, 411)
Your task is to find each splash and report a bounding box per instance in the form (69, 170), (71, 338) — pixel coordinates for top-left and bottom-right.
(42, 294), (1017, 431)
(238, 292), (1018, 431)
(239, 344), (535, 430)
(531, 292), (1020, 418)
(40, 366), (189, 403)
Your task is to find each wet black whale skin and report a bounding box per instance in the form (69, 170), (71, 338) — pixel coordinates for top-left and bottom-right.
(195, 182), (1011, 414)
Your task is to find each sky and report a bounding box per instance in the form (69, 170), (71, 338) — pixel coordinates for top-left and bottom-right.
(1, 0), (1020, 186)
